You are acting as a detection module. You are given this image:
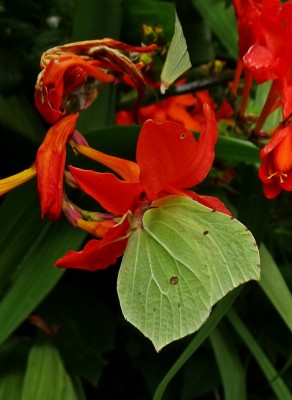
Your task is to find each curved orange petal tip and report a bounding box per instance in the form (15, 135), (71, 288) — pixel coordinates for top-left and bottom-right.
(73, 144), (140, 182)
(55, 217), (130, 271)
(0, 166), (37, 196)
(36, 114), (79, 220)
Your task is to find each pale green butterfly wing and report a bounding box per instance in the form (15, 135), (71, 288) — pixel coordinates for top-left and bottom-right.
(117, 196), (260, 351)
(160, 13), (191, 94)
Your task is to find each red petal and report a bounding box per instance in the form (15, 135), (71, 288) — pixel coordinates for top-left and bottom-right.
(69, 166), (142, 214)
(259, 123), (292, 159)
(185, 190), (232, 216)
(137, 104), (218, 198)
(281, 171), (292, 191)
(35, 55), (114, 123)
(36, 114), (79, 220)
(273, 129), (292, 172)
(258, 155), (272, 184)
(243, 44), (285, 84)
(55, 218), (129, 271)
(262, 181), (282, 199)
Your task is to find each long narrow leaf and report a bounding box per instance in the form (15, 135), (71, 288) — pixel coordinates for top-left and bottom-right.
(259, 245), (292, 332)
(227, 309), (292, 400)
(0, 339), (29, 400)
(0, 371), (23, 400)
(193, 0), (238, 60)
(210, 326), (246, 400)
(72, 0), (122, 131)
(0, 221), (86, 346)
(0, 94), (44, 144)
(0, 185), (44, 291)
(153, 288), (241, 400)
(21, 341), (77, 400)
(215, 136), (259, 163)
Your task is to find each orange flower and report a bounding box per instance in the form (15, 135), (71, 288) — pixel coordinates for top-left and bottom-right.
(35, 39), (157, 123)
(116, 89), (233, 131)
(259, 120), (292, 198)
(36, 114), (79, 220)
(56, 105), (230, 272)
(117, 90), (217, 131)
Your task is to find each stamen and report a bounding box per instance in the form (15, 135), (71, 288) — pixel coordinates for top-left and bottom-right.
(268, 171), (288, 183)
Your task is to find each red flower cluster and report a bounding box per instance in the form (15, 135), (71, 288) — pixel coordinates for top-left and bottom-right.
(55, 104), (230, 271)
(259, 118), (292, 198)
(0, 39), (157, 220)
(116, 88), (233, 132)
(232, 0), (292, 198)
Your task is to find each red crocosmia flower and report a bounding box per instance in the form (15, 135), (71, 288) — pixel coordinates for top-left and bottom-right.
(116, 89), (232, 130)
(242, 1), (292, 120)
(35, 54), (115, 124)
(232, 0), (292, 128)
(116, 89), (217, 132)
(232, 0), (280, 60)
(215, 100), (234, 124)
(36, 113), (79, 220)
(259, 120), (292, 198)
(35, 39), (157, 124)
(55, 104), (230, 272)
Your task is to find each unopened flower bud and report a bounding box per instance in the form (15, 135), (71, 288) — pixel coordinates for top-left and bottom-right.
(71, 130), (89, 147)
(62, 198), (83, 227)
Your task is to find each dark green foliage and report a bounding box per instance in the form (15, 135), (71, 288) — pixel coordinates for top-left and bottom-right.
(0, 0), (291, 399)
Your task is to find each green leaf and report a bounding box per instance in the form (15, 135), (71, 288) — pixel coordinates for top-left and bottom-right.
(175, 2), (215, 65)
(0, 94), (45, 144)
(192, 0), (238, 60)
(72, 0), (122, 130)
(21, 341), (77, 400)
(72, 0), (121, 40)
(0, 183), (46, 292)
(0, 184), (87, 347)
(237, 165), (270, 244)
(37, 282), (116, 386)
(259, 244), (292, 332)
(215, 136), (260, 164)
(210, 325), (246, 400)
(0, 339), (30, 400)
(120, 0), (176, 45)
(160, 12), (191, 94)
(117, 195), (260, 351)
(247, 81), (282, 130)
(153, 287), (241, 400)
(228, 309), (292, 400)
